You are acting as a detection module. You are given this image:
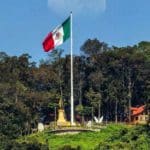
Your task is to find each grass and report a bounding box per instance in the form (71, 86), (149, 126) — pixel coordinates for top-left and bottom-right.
(17, 124), (150, 150)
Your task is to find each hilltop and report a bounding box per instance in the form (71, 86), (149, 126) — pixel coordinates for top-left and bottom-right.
(11, 124), (149, 150)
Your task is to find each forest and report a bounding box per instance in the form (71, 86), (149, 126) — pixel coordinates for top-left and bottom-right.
(0, 39), (150, 148)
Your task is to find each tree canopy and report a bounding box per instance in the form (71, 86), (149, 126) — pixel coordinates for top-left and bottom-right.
(0, 40), (149, 148)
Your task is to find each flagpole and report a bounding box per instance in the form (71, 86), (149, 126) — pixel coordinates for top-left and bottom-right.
(70, 11), (74, 126)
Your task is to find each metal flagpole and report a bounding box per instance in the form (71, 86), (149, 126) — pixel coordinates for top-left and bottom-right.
(70, 12), (74, 126)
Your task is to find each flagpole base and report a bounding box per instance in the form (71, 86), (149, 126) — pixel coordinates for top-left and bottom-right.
(71, 122), (76, 126)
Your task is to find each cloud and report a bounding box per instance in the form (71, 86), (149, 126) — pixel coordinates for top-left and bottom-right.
(48, 0), (106, 16)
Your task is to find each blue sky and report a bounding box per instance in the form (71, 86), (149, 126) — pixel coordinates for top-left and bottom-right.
(0, 0), (150, 64)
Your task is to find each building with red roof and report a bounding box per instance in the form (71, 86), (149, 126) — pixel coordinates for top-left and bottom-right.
(130, 105), (148, 124)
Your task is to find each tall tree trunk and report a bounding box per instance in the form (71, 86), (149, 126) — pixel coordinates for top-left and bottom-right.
(79, 79), (82, 105)
(98, 100), (101, 119)
(15, 93), (18, 103)
(54, 106), (57, 129)
(115, 100), (118, 123)
(79, 76), (85, 125)
(98, 88), (101, 120)
(128, 70), (132, 123)
(92, 106), (94, 125)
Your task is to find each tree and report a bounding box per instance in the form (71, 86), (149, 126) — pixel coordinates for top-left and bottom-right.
(81, 38), (109, 56)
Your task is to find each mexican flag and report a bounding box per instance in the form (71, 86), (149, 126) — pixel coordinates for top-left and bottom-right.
(42, 17), (70, 52)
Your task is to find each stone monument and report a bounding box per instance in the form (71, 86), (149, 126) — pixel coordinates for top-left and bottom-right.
(57, 99), (71, 126)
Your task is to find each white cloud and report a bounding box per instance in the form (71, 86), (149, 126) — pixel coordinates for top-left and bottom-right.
(48, 0), (106, 16)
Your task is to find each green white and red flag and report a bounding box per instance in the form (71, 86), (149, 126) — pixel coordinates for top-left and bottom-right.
(42, 17), (70, 52)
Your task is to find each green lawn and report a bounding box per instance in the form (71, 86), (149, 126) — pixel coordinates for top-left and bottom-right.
(18, 124), (150, 150)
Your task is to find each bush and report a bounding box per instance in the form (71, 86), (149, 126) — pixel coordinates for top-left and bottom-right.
(59, 145), (81, 150)
(3, 141), (49, 150)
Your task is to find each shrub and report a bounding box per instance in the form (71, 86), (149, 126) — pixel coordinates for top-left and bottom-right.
(59, 145), (81, 150)
(3, 141), (49, 150)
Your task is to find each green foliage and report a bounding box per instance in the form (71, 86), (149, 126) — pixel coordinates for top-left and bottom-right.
(0, 40), (150, 148)
(18, 124), (150, 150)
(80, 38), (109, 56)
(58, 145), (81, 150)
(4, 141), (48, 150)
(94, 125), (150, 150)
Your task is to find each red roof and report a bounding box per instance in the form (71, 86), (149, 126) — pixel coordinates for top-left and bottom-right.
(130, 105), (145, 116)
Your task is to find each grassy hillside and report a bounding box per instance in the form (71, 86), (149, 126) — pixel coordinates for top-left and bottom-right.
(17, 124), (150, 150)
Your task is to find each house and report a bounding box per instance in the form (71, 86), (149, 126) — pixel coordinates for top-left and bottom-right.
(130, 105), (149, 124)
